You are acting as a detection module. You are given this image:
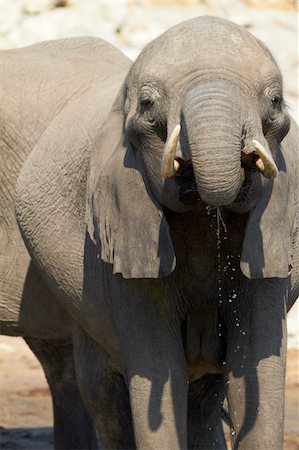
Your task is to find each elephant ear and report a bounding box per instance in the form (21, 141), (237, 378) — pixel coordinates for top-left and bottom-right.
(241, 146), (295, 279)
(86, 90), (176, 279)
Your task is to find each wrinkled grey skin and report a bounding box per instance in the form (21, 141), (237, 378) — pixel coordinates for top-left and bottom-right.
(13, 16), (299, 450)
(0, 37), (130, 449)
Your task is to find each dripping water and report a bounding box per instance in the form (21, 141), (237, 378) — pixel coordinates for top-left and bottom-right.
(216, 207), (227, 306)
(215, 208), (240, 313)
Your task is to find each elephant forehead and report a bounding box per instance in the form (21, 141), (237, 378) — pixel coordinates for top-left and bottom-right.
(132, 16), (276, 85)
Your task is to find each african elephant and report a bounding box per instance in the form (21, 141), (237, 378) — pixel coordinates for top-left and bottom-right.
(14, 16), (298, 450)
(0, 36), (130, 448)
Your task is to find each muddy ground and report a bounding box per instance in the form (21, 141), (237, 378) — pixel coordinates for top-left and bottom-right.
(0, 336), (298, 450)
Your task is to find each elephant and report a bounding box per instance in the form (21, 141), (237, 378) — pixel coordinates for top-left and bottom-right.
(0, 36), (130, 448)
(10, 15), (299, 450)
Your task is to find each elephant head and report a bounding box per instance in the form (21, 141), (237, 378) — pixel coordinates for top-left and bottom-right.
(87, 16), (293, 279)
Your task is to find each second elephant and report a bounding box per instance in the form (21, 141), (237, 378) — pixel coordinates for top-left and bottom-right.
(0, 36), (130, 449)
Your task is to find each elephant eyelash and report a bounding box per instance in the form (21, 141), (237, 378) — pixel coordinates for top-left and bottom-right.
(283, 99), (290, 111)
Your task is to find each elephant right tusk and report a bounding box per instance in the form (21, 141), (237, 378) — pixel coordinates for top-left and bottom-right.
(161, 124), (181, 179)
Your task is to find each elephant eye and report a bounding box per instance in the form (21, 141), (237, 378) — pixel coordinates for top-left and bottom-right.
(140, 98), (154, 114)
(271, 95), (281, 108)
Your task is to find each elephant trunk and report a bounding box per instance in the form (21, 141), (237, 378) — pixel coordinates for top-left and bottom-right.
(182, 81), (245, 207)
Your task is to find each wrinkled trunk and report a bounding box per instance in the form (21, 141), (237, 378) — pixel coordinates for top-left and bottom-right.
(183, 80), (245, 206)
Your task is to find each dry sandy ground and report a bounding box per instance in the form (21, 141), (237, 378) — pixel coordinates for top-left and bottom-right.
(0, 336), (298, 450)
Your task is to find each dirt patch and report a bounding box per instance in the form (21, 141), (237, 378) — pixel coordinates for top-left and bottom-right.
(0, 336), (298, 449)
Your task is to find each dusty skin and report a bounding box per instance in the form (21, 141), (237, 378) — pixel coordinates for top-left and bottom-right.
(0, 336), (298, 450)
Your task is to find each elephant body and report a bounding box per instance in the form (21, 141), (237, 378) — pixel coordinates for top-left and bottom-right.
(0, 37), (130, 448)
(3, 16), (299, 450)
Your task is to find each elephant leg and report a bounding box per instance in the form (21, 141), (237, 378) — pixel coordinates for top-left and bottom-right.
(73, 326), (135, 449)
(111, 291), (188, 450)
(24, 337), (98, 450)
(188, 374), (227, 449)
(224, 279), (287, 450)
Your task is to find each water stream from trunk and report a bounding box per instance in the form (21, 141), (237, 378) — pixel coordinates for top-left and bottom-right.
(216, 207), (227, 307)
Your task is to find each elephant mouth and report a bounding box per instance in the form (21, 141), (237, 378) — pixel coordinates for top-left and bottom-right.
(174, 158), (200, 206)
(174, 151), (267, 208)
(241, 149), (266, 174)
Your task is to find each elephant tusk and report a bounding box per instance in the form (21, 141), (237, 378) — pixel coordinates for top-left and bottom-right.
(252, 139), (278, 179)
(161, 124), (181, 179)
(174, 159), (180, 172)
(255, 157), (265, 172)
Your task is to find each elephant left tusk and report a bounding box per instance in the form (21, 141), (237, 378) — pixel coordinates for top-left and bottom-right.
(255, 157), (265, 172)
(161, 124), (181, 179)
(252, 139), (278, 179)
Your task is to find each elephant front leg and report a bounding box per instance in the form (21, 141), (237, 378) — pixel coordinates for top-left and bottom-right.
(128, 366), (187, 450)
(73, 326), (135, 449)
(25, 337), (98, 450)
(224, 279), (287, 450)
(112, 283), (188, 450)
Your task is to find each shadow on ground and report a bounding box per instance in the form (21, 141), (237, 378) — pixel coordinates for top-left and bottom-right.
(1, 427), (53, 450)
